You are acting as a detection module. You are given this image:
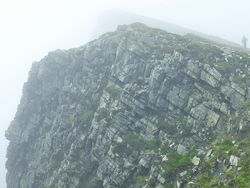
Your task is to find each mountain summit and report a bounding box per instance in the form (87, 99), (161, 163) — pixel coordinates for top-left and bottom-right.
(6, 23), (250, 188)
(91, 10), (242, 48)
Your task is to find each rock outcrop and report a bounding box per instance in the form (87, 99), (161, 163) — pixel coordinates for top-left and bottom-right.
(6, 23), (250, 188)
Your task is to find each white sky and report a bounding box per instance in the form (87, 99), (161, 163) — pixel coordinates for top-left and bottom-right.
(0, 0), (249, 187)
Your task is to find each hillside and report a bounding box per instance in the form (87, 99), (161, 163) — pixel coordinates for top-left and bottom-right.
(6, 23), (250, 188)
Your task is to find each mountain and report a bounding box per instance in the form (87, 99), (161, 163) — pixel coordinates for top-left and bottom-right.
(91, 10), (242, 48)
(6, 23), (250, 188)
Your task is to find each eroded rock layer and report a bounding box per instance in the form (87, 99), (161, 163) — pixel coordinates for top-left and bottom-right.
(6, 23), (250, 188)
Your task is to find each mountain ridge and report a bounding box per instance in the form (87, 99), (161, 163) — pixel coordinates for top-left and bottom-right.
(91, 10), (243, 48)
(6, 22), (250, 188)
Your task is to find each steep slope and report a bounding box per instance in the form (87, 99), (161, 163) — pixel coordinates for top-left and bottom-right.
(6, 23), (250, 188)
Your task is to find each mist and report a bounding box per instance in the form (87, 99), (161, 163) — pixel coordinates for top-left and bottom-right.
(0, 0), (249, 187)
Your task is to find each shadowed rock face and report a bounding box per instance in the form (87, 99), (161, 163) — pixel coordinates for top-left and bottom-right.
(5, 23), (250, 188)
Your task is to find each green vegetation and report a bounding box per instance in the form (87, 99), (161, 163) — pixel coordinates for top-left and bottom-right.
(106, 86), (122, 100)
(236, 51), (250, 64)
(193, 91), (198, 95)
(92, 96), (101, 110)
(184, 33), (214, 44)
(163, 149), (196, 178)
(129, 22), (169, 37)
(195, 173), (220, 188)
(80, 169), (97, 188)
(201, 84), (214, 91)
(178, 114), (187, 126)
(230, 112), (237, 120)
(217, 61), (232, 74)
(201, 97), (210, 102)
(155, 122), (178, 135)
(148, 178), (157, 186)
(237, 99), (250, 117)
(175, 46), (189, 56)
(188, 43), (221, 58)
(95, 107), (109, 121)
(233, 75), (247, 89)
(216, 139), (234, 150)
(123, 132), (161, 151)
(133, 77), (144, 86)
(134, 176), (147, 185)
(195, 139), (250, 187)
(177, 116), (191, 137)
(227, 176), (250, 188)
(175, 42), (223, 61)
(78, 111), (94, 127)
(237, 99), (250, 109)
(238, 83), (246, 89)
(113, 132), (161, 154)
(161, 142), (170, 154)
(213, 139), (238, 159)
(99, 78), (108, 88)
(195, 155), (222, 187)
(155, 46), (174, 57)
(68, 110), (95, 127)
(226, 139), (250, 188)
(163, 182), (175, 188)
(200, 139), (239, 168)
(75, 47), (84, 56)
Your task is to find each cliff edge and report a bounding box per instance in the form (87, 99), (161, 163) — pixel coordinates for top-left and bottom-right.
(6, 23), (250, 188)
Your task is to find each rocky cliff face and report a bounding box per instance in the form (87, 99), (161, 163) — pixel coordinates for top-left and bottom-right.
(6, 23), (250, 188)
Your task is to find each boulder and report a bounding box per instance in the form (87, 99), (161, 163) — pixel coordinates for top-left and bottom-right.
(192, 156), (200, 166)
(177, 144), (187, 155)
(229, 155), (240, 166)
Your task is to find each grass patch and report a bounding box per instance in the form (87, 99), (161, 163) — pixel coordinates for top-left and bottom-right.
(95, 107), (109, 122)
(237, 99), (250, 109)
(106, 86), (122, 100)
(123, 132), (161, 151)
(99, 78), (108, 88)
(195, 139), (250, 187)
(134, 176), (147, 185)
(174, 42), (223, 61)
(213, 139), (240, 159)
(162, 149), (196, 178)
(194, 161), (221, 187)
(78, 111), (94, 127)
(226, 139), (250, 187)
(217, 61), (232, 74)
(161, 142), (170, 154)
(155, 122), (178, 135)
(133, 77), (144, 86)
(113, 132), (161, 154)
(236, 51), (250, 64)
(230, 112), (237, 120)
(233, 75), (247, 87)
(163, 182), (175, 188)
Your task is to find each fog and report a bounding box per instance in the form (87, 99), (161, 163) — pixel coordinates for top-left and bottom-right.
(0, 0), (249, 187)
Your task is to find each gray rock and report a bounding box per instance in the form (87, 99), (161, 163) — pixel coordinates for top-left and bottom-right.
(200, 70), (219, 87)
(141, 36), (156, 46)
(206, 110), (220, 127)
(229, 155), (240, 166)
(203, 64), (221, 81)
(190, 104), (207, 121)
(177, 144), (187, 155)
(5, 23), (250, 188)
(192, 156), (200, 166)
(180, 170), (187, 176)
